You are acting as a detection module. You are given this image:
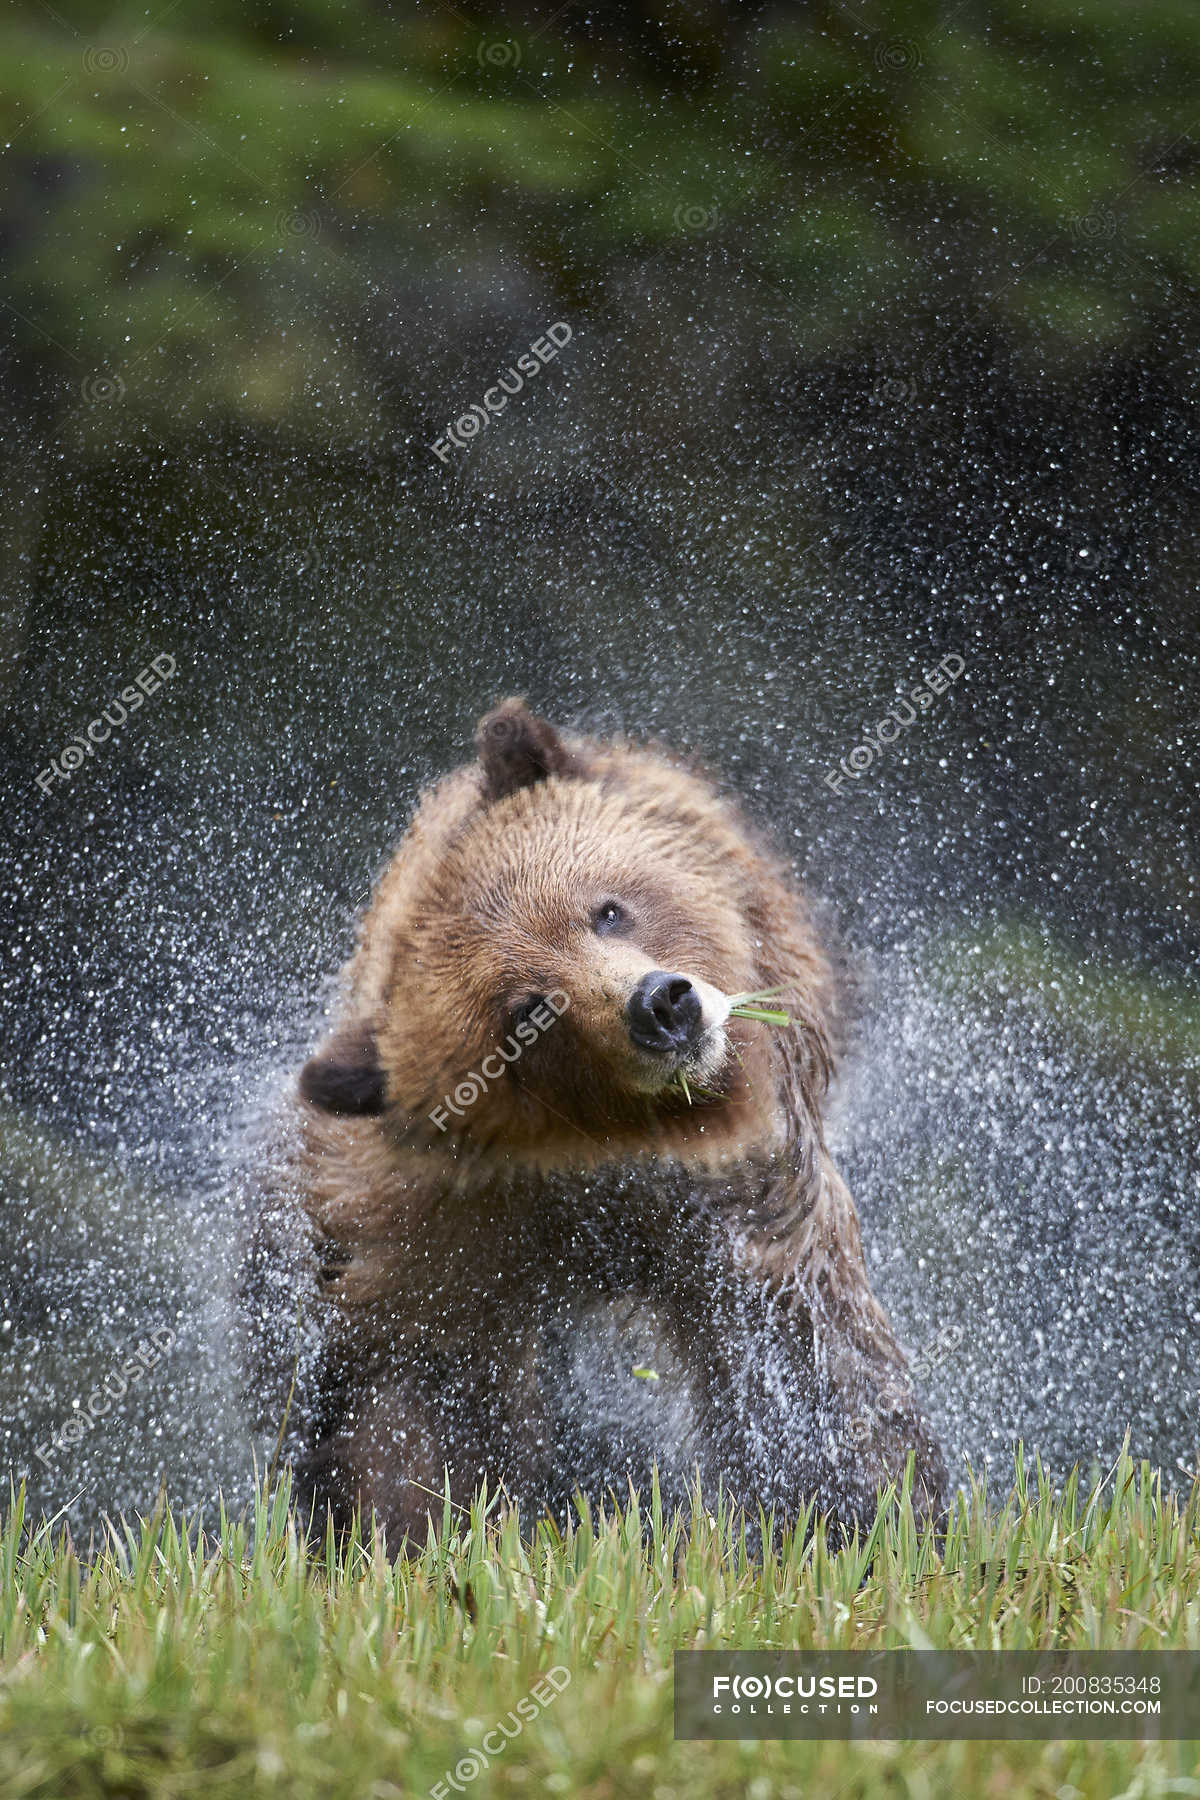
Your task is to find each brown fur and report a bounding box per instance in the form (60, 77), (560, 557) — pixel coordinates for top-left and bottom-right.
(242, 701), (946, 1542)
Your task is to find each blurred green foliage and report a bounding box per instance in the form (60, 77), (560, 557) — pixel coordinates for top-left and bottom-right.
(931, 919), (1200, 1072)
(1, 0), (1199, 441)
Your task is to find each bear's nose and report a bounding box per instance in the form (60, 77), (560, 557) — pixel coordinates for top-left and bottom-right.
(626, 970), (704, 1054)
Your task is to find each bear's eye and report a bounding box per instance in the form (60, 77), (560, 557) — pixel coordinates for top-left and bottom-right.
(592, 900), (629, 936)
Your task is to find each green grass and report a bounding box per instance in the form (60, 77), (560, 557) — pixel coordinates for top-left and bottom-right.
(725, 990), (793, 1028)
(1, 1447), (1198, 1798)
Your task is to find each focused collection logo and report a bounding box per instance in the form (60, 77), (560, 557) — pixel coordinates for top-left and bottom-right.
(429, 990), (571, 1132)
(824, 652), (966, 794)
(35, 652), (178, 795)
(674, 1651), (1198, 1740)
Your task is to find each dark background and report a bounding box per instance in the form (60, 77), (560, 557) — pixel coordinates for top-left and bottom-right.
(0, 0), (1196, 1524)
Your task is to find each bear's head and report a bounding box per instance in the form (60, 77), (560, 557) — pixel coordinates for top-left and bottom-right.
(300, 699), (833, 1169)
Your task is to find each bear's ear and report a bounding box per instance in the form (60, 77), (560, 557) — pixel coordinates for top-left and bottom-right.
(475, 697), (582, 802)
(299, 1020), (386, 1115)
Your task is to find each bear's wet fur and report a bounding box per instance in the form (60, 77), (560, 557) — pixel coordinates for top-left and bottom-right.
(242, 699), (947, 1542)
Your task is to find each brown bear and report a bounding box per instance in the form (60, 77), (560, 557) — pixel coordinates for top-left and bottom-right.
(243, 700), (946, 1541)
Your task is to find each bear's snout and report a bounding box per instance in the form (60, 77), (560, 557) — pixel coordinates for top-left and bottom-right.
(625, 970), (704, 1055)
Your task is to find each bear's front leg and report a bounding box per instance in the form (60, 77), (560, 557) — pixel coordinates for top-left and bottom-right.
(298, 1324), (563, 1543)
(295, 1375), (466, 1544)
(715, 1152), (949, 1533)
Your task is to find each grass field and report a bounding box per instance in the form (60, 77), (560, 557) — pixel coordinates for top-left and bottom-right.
(0, 1447), (1197, 1799)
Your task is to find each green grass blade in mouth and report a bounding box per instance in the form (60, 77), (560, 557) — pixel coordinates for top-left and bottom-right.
(725, 987), (792, 1025)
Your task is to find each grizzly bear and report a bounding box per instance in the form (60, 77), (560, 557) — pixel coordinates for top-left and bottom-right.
(243, 700), (946, 1540)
